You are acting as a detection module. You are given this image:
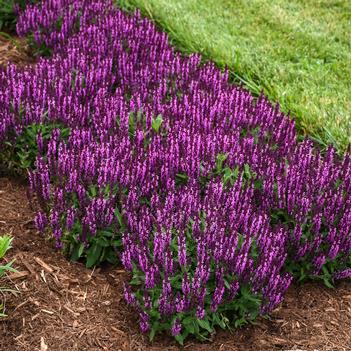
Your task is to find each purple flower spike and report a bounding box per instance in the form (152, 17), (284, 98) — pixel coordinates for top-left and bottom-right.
(171, 319), (182, 336)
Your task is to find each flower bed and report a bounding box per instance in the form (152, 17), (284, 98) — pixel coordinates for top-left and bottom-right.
(0, 0), (350, 342)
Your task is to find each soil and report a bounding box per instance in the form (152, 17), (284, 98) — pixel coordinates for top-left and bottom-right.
(0, 33), (351, 351)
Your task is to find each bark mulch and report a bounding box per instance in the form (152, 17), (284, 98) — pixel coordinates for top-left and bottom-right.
(1, 177), (351, 351)
(0, 34), (34, 67)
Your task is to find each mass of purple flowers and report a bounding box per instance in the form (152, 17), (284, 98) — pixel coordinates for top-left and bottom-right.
(0, 0), (350, 341)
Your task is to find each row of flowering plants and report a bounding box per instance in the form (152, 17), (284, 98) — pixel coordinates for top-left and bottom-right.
(0, 0), (350, 342)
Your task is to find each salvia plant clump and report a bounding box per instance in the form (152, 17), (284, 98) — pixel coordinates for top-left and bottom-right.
(0, 0), (350, 342)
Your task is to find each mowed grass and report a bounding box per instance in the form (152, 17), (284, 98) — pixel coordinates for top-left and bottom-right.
(117, 0), (351, 152)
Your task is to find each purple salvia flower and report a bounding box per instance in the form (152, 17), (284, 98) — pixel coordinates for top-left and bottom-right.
(139, 311), (150, 333)
(123, 283), (137, 306)
(34, 212), (48, 232)
(333, 268), (351, 281)
(171, 319), (182, 336)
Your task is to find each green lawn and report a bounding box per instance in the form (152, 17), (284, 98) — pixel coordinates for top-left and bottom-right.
(117, 0), (351, 152)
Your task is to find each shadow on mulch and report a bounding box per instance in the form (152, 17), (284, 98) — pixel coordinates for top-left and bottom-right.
(0, 177), (351, 351)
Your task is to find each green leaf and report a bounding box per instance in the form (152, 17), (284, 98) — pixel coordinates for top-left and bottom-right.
(0, 235), (12, 259)
(175, 333), (186, 345)
(99, 230), (113, 238)
(78, 243), (85, 257)
(97, 237), (110, 248)
(149, 309), (161, 319)
(197, 318), (212, 333)
(0, 260), (17, 277)
(113, 238), (122, 248)
(175, 172), (188, 185)
(128, 112), (135, 138)
(130, 274), (143, 285)
(234, 316), (247, 328)
(213, 313), (227, 329)
(151, 114), (163, 133)
(136, 110), (143, 123)
(114, 207), (125, 231)
(70, 243), (85, 261)
(215, 153), (228, 172)
(223, 277), (231, 290)
(149, 321), (159, 341)
(182, 316), (196, 334)
(86, 243), (103, 268)
(244, 163), (252, 179)
(323, 277), (334, 289)
(88, 185), (97, 198)
(106, 249), (119, 265)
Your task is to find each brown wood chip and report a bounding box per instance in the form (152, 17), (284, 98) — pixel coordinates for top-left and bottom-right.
(34, 257), (54, 273)
(8, 271), (29, 280)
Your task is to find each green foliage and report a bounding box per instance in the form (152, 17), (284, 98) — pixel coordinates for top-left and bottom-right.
(1, 123), (70, 173)
(167, 285), (260, 345)
(64, 225), (122, 268)
(0, 0), (18, 32)
(151, 114), (163, 133)
(209, 153), (257, 188)
(0, 0), (54, 63)
(0, 235), (13, 260)
(128, 111), (165, 144)
(129, 220), (262, 344)
(27, 33), (52, 57)
(175, 172), (188, 186)
(0, 0), (36, 32)
(285, 258), (337, 289)
(176, 154), (259, 191)
(270, 208), (349, 288)
(61, 185), (125, 268)
(0, 235), (17, 317)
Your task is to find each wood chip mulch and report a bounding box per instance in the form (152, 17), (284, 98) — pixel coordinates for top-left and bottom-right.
(0, 34), (34, 67)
